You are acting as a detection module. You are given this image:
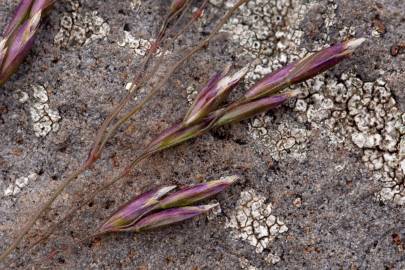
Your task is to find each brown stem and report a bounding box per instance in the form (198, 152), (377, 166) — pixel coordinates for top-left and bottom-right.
(23, 2), (208, 257)
(23, 3), (202, 255)
(26, 0), (249, 255)
(88, 0), (192, 162)
(0, 3), (189, 264)
(97, 0), (242, 153)
(1, 0), (249, 264)
(53, 0), (251, 235)
(89, 0), (194, 160)
(95, 0), (210, 155)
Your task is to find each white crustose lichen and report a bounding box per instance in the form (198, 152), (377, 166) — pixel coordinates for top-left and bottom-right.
(226, 189), (288, 254)
(29, 85), (61, 138)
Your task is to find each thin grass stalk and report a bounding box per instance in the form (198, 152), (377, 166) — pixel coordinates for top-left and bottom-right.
(21, 0), (250, 258)
(94, 0), (209, 158)
(27, 36), (363, 265)
(98, 0), (249, 153)
(87, 1), (192, 163)
(0, 2), (197, 263)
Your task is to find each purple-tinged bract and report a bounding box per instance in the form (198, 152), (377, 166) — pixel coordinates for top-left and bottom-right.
(244, 38), (366, 100)
(0, 0), (55, 86)
(2, 0), (33, 37)
(158, 175), (238, 209)
(244, 63), (295, 100)
(183, 66), (248, 125)
(141, 39), (365, 159)
(215, 90), (300, 127)
(144, 116), (215, 155)
(30, 0), (55, 16)
(98, 186), (176, 233)
(99, 177), (238, 234)
(0, 14), (40, 85)
(130, 204), (218, 232)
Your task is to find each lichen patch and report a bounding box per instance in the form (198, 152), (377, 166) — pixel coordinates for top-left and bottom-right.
(29, 85), (61, 138)
(54, 1), (110, 47)
(3, 173), (38, 197)
(219, 0), (404, 205)
(226, 189), (288, 254)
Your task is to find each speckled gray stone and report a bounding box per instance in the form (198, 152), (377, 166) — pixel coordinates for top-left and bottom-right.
(0, 0), (404, 269)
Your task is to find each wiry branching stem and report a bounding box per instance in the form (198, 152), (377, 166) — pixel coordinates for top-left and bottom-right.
(58, 0), (250, 224)
(93, 0), (209, 158)
(27, 0), (248, 253)
(0, 1), (192, 263)
(97, 0), (243, 152)
(20, 2), (363, 265)
(87, 0), (192, 164)
(1, 0), (249, 263)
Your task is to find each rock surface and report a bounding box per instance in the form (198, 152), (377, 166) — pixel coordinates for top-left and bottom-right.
(0, 0), (404, 269)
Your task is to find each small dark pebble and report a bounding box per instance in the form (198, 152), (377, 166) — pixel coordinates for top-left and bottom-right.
(390, 42), (405, 57)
